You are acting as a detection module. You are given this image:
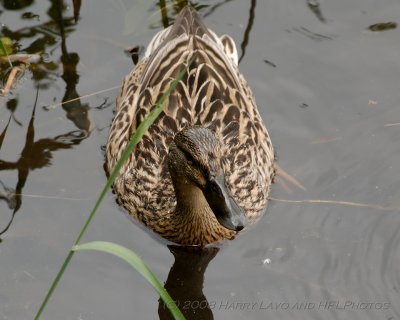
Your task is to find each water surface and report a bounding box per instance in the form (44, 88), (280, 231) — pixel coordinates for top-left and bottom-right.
(1, 1), (400, 319)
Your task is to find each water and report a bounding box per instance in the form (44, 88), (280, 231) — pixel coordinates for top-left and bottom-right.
(1, 1), (400, 319)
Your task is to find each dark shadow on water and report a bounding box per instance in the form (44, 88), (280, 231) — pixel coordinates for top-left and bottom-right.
(158, 245), (219, 320)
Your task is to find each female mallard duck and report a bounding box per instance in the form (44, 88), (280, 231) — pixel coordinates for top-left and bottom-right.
(106, 6), (274, 246)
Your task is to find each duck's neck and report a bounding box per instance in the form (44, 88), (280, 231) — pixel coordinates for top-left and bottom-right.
(174, 182), (209, 215)
(170, 180), (235, 245)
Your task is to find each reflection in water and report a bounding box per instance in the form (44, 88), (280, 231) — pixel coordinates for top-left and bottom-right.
(159, 246), (219, 320)
(157, 0), (257, 64)
(238, 0), (256, 63)
(0, 0), (90, 237)
(61, 51), (90, 131)
(292, 26), (332, 41)
(5, 99), (23, 126)
(72, 0), (81, 22)
(306, 0), (326, 23)
(0, 90), (87, 236)
(1, 1), (90, 131)
(2, 0), (34, 10)
(0, 114), (12, 149)
(55, 0), (90, 132)
(158, 0), (210, 28)
(159, 0), (171, 28)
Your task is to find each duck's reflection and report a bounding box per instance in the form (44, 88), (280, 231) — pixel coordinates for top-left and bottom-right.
(158, 245), (219, 320)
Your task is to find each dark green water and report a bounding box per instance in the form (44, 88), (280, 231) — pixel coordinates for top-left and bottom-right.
(1, 1), (400, 319)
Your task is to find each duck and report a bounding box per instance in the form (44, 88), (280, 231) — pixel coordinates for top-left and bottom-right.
(105, 6), (275, 246)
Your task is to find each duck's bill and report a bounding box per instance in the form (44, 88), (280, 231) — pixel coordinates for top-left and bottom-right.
(203, 175), (247, 231)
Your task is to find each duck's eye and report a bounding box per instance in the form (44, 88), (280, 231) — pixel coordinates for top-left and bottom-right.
(179, 146), (197, 167)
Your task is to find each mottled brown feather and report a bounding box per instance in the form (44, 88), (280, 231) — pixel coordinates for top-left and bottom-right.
(106, 7), (274, 245)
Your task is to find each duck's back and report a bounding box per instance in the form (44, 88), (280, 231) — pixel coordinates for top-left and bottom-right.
(106, 7), (274, 228)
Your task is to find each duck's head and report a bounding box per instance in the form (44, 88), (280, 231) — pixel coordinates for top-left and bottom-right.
(168, 127), (247, 231)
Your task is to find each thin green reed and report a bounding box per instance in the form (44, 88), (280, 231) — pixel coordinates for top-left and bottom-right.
(35, 59), (192, 320)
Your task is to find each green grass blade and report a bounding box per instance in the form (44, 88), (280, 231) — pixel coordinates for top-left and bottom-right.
(34, 59), (192, 320)
(73, 241), (185, 320)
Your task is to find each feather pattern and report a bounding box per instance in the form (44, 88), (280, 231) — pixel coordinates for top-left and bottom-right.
(106, 7), (274, 245)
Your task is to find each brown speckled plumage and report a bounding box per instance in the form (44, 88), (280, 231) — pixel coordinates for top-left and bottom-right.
(105, 7), (275, 246)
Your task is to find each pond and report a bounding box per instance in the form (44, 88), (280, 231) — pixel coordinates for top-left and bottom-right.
(1, 0), (400, 319)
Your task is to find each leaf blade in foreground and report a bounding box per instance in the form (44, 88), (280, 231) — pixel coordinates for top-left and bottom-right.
(73, 241), (185, 320)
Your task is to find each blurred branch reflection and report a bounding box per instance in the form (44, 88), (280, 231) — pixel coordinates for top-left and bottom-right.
(0, 89), (87, 236)
(238, 0), (256, 63)
(0, 0), (90, 237)
(157, 0), (256, 63)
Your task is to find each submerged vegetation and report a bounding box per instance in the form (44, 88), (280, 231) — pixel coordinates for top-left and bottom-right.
(368, 22), (397, 31)
(0, 37), (13, 68)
